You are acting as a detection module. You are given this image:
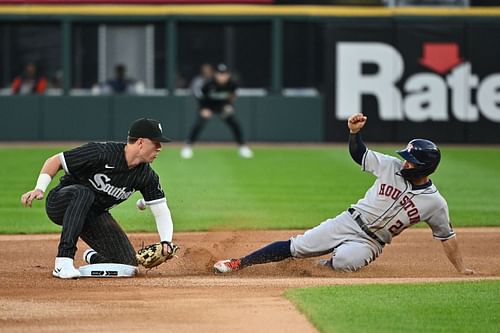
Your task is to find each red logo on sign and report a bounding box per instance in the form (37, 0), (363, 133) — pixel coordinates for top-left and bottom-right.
(419, 43), (463, 74)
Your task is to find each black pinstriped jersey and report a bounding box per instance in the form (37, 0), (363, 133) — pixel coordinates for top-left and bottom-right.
(58, 142), (165, 212)
(200, 78), (237, 110)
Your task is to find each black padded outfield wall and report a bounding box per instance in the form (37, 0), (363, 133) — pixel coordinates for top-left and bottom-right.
(326, 20), (500, 143)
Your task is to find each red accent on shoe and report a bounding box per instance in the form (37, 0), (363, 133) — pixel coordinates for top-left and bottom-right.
(226, 259), (241, 270)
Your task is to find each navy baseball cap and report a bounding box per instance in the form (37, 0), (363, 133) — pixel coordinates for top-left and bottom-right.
(128, 118), (171, 142)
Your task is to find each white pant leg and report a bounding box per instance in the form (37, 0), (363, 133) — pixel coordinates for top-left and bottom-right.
(290, 212), (356, 258)
(328, 240), (380, 272)
(290, 211), (382, 271)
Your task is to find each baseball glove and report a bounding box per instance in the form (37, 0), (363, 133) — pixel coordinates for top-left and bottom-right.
(136, 241), (179, 269)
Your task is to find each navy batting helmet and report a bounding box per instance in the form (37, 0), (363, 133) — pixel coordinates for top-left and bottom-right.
(397, 139), (441, 180)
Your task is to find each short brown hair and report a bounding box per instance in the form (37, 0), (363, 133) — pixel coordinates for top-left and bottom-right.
(127, 136), (139, 144)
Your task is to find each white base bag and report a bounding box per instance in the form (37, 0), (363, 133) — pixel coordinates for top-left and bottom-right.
(79, 263), (138, 278)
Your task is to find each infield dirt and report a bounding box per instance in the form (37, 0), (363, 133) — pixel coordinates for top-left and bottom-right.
(1, 228), (499, 333)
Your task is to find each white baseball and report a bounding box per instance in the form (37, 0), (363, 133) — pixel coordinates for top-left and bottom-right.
(136, 198), (147, 210)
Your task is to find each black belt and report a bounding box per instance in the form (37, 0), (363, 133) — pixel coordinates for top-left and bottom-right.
(348, 208), (385, 246)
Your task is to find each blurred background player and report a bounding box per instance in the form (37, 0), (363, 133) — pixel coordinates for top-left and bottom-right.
(181, 63), (253, 159)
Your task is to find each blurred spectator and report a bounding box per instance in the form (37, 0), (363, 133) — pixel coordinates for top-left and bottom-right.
(189, 63), (214, 99)
(11, 62), (47, 95)
(49, 70), (64, 89)
(92, 64), (144, 95)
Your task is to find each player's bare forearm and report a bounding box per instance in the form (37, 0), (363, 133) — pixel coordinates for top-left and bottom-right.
(347, 113), (367, 134)
(21, 154), (62, 207)
(441, 237), (474, 275)
(41, 154), (63, 177)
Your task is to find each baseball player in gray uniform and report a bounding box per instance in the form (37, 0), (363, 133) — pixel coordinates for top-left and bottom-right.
(214, 113), (474, 275)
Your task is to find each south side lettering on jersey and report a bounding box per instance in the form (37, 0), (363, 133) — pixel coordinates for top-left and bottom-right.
(378, 183), (421, 224)
(88, 173), (135, 200)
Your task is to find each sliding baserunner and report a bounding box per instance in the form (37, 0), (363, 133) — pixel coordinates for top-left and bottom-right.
(214, 113), (474, 275)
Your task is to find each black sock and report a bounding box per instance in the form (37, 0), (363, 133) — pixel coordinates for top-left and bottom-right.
(240, 240), (292, 268)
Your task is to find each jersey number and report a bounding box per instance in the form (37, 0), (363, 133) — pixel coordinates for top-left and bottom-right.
(388, 220), (404, 236)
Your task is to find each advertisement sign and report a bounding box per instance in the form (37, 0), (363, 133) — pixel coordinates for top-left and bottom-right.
(328, 22), (500, 143)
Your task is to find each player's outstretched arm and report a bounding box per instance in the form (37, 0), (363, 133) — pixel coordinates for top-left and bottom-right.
(348, 113), (368, 165)
(441, 237), (474, 275)
(21, 154), (62, 207)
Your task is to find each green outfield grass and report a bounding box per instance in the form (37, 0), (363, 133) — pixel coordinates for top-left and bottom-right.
(1, 145), (499, 234)
(285, 280), (500, 333)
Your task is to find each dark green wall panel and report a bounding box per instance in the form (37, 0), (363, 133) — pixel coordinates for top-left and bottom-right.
(42, 97), (111, 140)
(110, 96), (186, 142)
(0, 96), (324, 142)
(253, 96), (323, 141)
(0, 97), (42, 140)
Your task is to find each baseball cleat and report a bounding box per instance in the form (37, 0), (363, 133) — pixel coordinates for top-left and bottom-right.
(238, 146), (253, 159)
(52, 257), (81, 279)
(181, 146), (193, 159)
(83, 249), (97, 264)
(213, 259), (241, 273)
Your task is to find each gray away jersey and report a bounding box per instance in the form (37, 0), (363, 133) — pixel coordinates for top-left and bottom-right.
(352, 149), (455, 244)
(58, 142), (165, 212)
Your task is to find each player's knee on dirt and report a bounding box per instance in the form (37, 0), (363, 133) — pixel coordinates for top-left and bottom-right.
(329, 241), (376, 272)
(329, 255), (365, 272)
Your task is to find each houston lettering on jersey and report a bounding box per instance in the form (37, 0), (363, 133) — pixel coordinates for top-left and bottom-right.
(378, 184), (421, 224)
(89, 173), (135, 200)
(378, 184), (402, 200)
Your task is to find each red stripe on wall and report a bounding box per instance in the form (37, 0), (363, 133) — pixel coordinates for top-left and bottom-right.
(0, 0), (273, 4)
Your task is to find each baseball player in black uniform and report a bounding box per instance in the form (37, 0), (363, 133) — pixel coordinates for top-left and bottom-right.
(21, 118), (175, 279)
(181, 63), (253, 159)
